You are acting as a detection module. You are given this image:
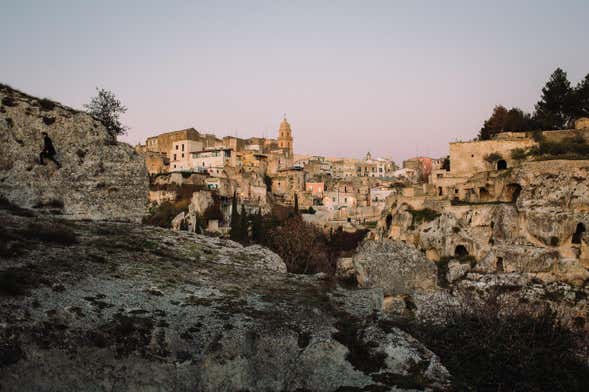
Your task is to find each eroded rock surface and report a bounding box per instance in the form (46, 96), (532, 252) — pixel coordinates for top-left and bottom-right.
(0, 84), (148, 222)
(353, 240), (438, 295)
(0, 210), (451, 391)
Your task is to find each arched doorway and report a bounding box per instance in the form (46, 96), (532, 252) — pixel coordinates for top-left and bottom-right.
(497, 160), (507, 170)
(572, 223), (586, 244)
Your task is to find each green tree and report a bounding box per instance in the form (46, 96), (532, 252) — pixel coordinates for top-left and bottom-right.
(572, 73), (589, 119)
(503, 108), (536, 132)
(478, 105), (508, 140)
(251, 208), (265, 243)
(239, 204), (249, 243)
(84, 88), (128, 137)
(534, 68), (575, 129)
(229, 192), (241, 242)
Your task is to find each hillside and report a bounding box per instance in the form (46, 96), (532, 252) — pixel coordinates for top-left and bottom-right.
(0, 84), (148, 222)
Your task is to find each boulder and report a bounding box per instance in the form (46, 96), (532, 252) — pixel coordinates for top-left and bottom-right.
(353, 239), (438, 295)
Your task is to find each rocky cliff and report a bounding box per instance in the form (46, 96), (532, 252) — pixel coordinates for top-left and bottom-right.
(0, 84), (148, 222)
(0, 209), (451, 391)
(374, 160), (589, 329)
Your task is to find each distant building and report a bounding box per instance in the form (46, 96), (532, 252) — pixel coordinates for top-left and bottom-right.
(190, 148), (236, 176)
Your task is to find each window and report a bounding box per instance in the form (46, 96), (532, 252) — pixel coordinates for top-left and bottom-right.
(173, 154), (176, 160)
(176, 145), (179, 150)
(181, 153), (184, 158)
(182, 144), (184, 151)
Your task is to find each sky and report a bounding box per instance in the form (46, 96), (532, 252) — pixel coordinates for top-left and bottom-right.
(1, 0), (588, 162)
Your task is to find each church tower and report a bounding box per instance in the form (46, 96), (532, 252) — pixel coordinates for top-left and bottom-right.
(277, 116), (294, 159)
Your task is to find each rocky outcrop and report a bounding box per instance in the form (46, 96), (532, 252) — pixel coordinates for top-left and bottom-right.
(376, 160), (589, 329)
(0, 209), (451, 391)
(0, 84), (148, 221)
(353, 240), (438, 295)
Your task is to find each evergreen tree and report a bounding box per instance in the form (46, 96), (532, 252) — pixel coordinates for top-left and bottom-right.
(573, 73), (589, 119)
(294, 193), (299, 215)
(478, 105), (508, 140)
(239, 204), (249, 243)
(252, 208), (265, 244)
(534, 68), (574, 129)
(230, 192), (240, 241)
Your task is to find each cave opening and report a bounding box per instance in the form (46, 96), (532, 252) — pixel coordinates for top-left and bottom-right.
(385, 214), (393, 231)
(454, 245), (469, 258)
(572, 222), (586, 244)
(496, 257), (504, 272)
(497, 160), (507, 170)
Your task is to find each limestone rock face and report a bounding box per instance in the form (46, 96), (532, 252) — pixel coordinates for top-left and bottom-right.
(353, 239), (438, 295)
(0, 84), (148, 221)
(0, 210), (451, 391)
(189, 190), (213, 216)
(377, 160), (589, 328)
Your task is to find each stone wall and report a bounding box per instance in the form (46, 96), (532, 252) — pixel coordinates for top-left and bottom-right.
(449, 139), (537, 176)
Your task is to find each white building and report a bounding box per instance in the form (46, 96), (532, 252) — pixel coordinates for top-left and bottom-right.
(190, 148), (235, 177)
(170, 140), (204, 171)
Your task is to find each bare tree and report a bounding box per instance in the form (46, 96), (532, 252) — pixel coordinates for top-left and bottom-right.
(84, 88), (128, 137)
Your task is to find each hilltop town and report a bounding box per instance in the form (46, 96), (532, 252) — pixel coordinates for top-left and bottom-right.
(1, 81), (589, 390)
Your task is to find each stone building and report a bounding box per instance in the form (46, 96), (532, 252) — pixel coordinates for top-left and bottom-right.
(170, 140), (204, 171)
(357, 152), (396, 178)
(271, 168), (306, 202)
(146, 128), (203, 156)
(190, 148), (236, 176)
(277, 116), (294, 163)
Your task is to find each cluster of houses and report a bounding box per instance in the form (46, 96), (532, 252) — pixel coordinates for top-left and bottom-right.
(137, 116), (477, 231)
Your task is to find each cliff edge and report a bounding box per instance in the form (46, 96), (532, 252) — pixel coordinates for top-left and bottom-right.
(0, 84), (148, 222)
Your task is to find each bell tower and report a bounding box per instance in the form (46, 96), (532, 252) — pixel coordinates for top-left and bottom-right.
(278, 115), (294, 158)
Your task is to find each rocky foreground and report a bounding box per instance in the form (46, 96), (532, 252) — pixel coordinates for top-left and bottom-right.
(0, 208), (451, 392)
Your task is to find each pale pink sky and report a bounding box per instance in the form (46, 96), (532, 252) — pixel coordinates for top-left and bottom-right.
(1, 1), (588, 162)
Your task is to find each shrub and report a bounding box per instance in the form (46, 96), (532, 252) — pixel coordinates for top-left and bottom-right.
(42, 116), (56, 125)
(18, 222), (77, 245)
(306, 206), (316, 214)
(5, 118), (13, 128)
(511, 148), (527, 160)
(142, 200), (188, 228)
(529, 135), (589, 159)
(406, 296), (589, 391)
(38, 98), (56, 111)
(484, 152), (503, 163)
(265, 216), (333, 275)
(408, 208), (440, 227)
(1, 96), (17, 107)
